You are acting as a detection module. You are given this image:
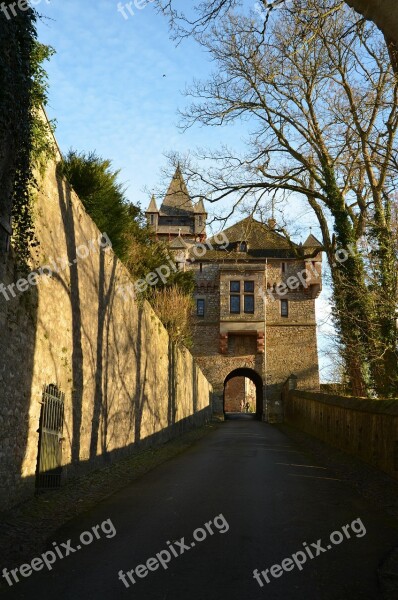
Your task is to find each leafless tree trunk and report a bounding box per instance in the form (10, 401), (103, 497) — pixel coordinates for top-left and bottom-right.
(167, 0), (398, 395)
(345, 0), (398, 71)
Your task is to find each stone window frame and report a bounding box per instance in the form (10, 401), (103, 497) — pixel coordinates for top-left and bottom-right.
(229, 279), (255, 314)
(229, 280), (240, 313)
(243, 280), (255, 314)
(196, 298), (205, 317)
(230, 295), (241, 313)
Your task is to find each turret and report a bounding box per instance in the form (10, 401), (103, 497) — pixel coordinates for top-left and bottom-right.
(194, 197), (207, 239)
(303, 233), (323, 298)
(145, 195), (159, 231)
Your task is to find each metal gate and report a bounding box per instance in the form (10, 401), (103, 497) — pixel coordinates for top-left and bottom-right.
(36, 384), (65, 490)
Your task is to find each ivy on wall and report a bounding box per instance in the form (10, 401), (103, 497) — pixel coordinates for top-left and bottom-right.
(0, 4), (54, 267)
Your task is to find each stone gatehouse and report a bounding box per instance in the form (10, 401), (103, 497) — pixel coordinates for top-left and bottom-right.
(146, 168), (322, 421)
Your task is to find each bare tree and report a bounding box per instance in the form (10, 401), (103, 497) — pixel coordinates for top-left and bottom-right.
(157, 0), (398, 72)
(165, 0), (398, 396)
(151, 286), (193, 346)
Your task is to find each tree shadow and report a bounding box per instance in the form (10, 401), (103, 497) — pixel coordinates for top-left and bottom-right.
(0, 252), (39, 510)
(89, 248), (117, 460)
(168, 339), (177, 427)
(56, 177), (84, 466)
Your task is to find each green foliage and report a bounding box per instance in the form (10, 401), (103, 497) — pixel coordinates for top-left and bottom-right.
(169, 269), (195, 295)
(59, 150), (195, 299)
(0, 1), (55, 267)
(59, 150), (131, 259)
(30, 43), (56, 172)
(0, 5), (36, 264)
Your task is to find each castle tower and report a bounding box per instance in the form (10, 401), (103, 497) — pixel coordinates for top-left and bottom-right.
(194, 197), (207, 241)
(145, 165), (207, 245)
(188, 215), (323, 421)
(146, 195), (159, 231)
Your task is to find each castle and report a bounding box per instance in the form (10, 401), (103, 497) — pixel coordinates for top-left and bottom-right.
(146, 167), (322, 420)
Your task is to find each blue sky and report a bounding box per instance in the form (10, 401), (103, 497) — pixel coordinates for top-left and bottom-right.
(36, 0), (322, 236)
(36, 0), (335, 380)
(36, 0), (240, 212)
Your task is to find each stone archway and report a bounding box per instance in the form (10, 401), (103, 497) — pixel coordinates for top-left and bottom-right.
(223, 368), (263, 419)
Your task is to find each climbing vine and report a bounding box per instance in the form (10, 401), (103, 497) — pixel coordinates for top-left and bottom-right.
(0, 4), (55, 267)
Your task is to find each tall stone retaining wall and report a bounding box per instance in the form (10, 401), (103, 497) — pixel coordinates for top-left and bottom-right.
(0, 153), (212, 511)
(285, 390), (398, 479)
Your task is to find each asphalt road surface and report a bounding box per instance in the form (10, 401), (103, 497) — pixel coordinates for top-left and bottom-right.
(2, 416), (398, 600)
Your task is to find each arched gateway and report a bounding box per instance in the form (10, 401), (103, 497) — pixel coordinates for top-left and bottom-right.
(146, 170), (322, 420)
(224, 368), (263, 419)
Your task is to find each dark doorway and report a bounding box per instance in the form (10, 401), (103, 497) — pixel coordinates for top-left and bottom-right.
(223, 368), (263, 419)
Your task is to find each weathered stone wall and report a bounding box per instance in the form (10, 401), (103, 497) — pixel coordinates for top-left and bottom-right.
(245, 378), (256, 408)
(224, 377), (245, 412)
(285, 390), (398, 479)
(0, 156), (212, 511)
(224, 377), (257, 412)
(191, 258), (320, 418)
(266, 323), (319, 393)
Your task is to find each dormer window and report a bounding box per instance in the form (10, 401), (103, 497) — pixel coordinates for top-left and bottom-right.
(239, 241), (247, 252)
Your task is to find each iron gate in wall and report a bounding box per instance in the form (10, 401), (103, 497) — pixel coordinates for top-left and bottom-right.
(36, 384), (65, 490)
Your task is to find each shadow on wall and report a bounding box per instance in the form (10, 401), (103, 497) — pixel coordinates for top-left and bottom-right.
(89, 234), (118, 460)
(0, 406), (211, 522)
(168, 339), (177, 428)
(56, 173), (211, 468)
(0, 250), (39, 510)
(0, 165), (213, 511)
(56, 177), (84, 466)
(55, 176), (152, 465)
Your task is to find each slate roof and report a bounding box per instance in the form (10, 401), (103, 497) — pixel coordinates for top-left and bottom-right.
(194, 216), (300, 260)
(169, 236), (190, 249)
(145, 167), (207, 220)
(159, 165), (194, 217)
(194, 198), (207, 214)
(303, 233), (323, 248)
(146, 195), (159, 213)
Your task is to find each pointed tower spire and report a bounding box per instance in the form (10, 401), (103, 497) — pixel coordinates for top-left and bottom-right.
(160, 166), (193, 214)
(146, 194), (159, 213)
(145, 194), (159, 230)
(194, 197), (207, 214)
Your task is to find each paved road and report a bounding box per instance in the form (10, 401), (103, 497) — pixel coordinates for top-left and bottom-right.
(2, 417), (398, 599)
